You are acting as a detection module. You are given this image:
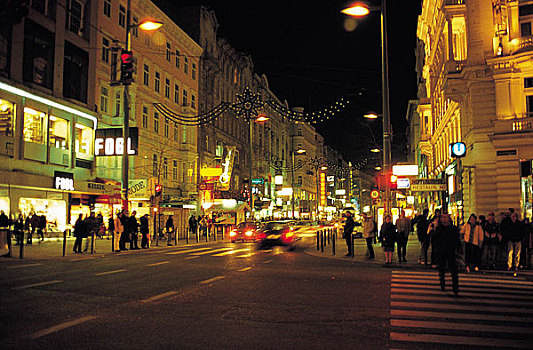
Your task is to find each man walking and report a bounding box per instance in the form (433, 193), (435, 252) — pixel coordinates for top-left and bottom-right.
(343, 211), (355, 257)
(482, 212), (500, 269)
(114, 212), (124, 252)
(128, 211), (140, 250)
(140, 214), (149, 249)
(433, 213), (460, 295)
(362, 213), (375, 259)
(83, 212), (98, 252)
(415, 209), (430, 265)
(506, 212), (524, 270)
(166, 215), (174, 246)
(188, 215), (197, 237)
(118, 210), (129, 251)
(395, 210), (411, 263)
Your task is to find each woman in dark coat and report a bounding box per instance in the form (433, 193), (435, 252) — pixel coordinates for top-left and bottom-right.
(380, 215), (397, 264)
(73, 214), (86, 253)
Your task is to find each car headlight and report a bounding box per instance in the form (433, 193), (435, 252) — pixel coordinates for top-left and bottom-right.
(245, 230), (253, 236)
(230, 231), (236, 237)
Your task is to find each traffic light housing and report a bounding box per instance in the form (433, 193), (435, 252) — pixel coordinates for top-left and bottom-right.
(390, 174), (398, 190)
(155, 184), (163, 197)
(120, 50), (134, 84)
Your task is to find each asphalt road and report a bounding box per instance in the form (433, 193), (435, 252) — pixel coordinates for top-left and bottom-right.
(2, 239), (533, 350)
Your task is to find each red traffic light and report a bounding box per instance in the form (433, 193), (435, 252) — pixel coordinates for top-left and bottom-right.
(390, 174), (398, 190)
(121, 52), (134, 63)
(155, 184), (162, 192)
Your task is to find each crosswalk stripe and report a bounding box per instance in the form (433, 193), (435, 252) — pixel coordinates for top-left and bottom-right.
(391, 319), (533, 334)
(390, 332), (533, 349)
(391, 289), (533, 302)
(393, 270), (521, 279)
(391, 301), (533, 314)
(391, 294), (533, 307)
(191, 248), (233, 256)
(392, 274), (533, 287)
(212, 248), (250, 256)
(166, 247), (212, 255)
(391, 309), (532, 322)
(391, 278), (533, 291)
(391, 283), (533, 296)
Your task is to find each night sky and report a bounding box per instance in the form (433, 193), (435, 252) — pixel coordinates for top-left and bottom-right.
(155, 0), (422, 169)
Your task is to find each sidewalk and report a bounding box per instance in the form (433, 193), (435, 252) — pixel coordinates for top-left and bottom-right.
(1, 235), (225, 261)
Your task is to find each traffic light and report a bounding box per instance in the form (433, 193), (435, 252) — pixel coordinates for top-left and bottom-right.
(390, 174), (398, 190)
(155, 184), (163, 197)
(120, 50), (134, 84)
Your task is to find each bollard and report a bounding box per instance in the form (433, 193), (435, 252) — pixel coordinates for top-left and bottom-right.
(196, 228), (199, 243)
(320, 230), (324, 253)
(91, 232), (95, 254)
(206, 227), (208, 242)
(214, 226), (217, 241)
(350, 233), (355, 258)
(332, 230), (336, 256)
(19, 231), (24, 259)
(316, 231), (320, 251)
(327, 229), (331, 245)
(62, 230), (67, 257)
(186, 227), (190, 245)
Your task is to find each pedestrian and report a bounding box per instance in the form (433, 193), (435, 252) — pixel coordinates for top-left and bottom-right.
(395, 210), (411, 263)
(522, 218), (533, 269)
(165, 215), (174, 246)
(114, 212), (124, 252)
(380, 215), (397, 264)
(506, 212), (524, 271)
(428, 209), (441, 268)
(119, 210), (129, 251)
(96, 213), (104, 239)
(362, 213), (375, 259)
(188, 215), (197, 236)
(0, 210), (9, 229)
(29, 212), (40, 245)
(414, 209), (430, 265)
(128, 211), (140, 250)
(460, 214), (483, 273)
(13, 214), (24, 246)
(37, 214), (46, 242)
(107, 215), (114, 240)
(72, 214), (85, 253)
(482, 212), (501, 269)
(84, 212), (98, 252)
(343, 211), (355, 257)
(140, 214), (149, 249)
(433, 213), (460, 295)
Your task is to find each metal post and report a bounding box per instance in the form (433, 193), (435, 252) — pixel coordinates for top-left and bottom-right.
(316, 230), (320, 251)
(196, 227), (199, 243)
(186, 227), (189, 244)
(332, 230), (336, 256)
(121, 0), (132, 213)
(111, 225), (115, 252)
(327, 228), (331, 245)
(351, 233), (355, 258)
(90, 232), (95, 254)
(381, 0), (392, 216)
(249, 120), (254, 218)
(291, 151), (295, 218)
(62, 230), (67, 257)
(320, 230), (324, 252)
(19, 231), (24, 259)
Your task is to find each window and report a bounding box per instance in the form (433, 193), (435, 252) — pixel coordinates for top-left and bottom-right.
(235, 150), (240, 164)
(49, 115), (69, 149)
(520, 4), (533, 17)
(119, 5), (126, 28)
(163, 157), (168, 179)
(174, 122), (179, 141)
(102, 37), (110, 63)
(192, 63), (196, 80)
(174, 84), (179, 104)
(182, 162), (187, 182)
(63, 41), (88, 103)
(154, 111), (159, 133)
(175, 50), (179, 68)
(184, 57), (189, 74)
(165, 78), (170, 98)
(153, 154), (158, 177)
(215, 141), (223, 157)
(31, 0), (49, 15)
(143, 64), (149, 86)
(23, 107), (47, 144)
(132, 16), (138, 37)
(66, 0), (85, 38)
(522, 22), (532, 36)
(23, 20), (54, 89)
(164, 117), (169, 137)
(166, 42), (171, 62)
(142, 106), (148, 128)
(182, 89), (188, 106)
(155, 71), (160, 92)
(103, 0), (111, 17)
(100, 86), (109, 113)
(182, 125), (187, 143)
(191, 94), (196, 109)
(115, 91), (121, 116)
(75, 123), (92, 155)
(0, 99), (15, 137)
(173, 160), (178, 180)
(527, 95), (533, 117)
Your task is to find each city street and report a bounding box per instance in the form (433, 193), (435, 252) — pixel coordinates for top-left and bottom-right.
(1, 238), (533, 349)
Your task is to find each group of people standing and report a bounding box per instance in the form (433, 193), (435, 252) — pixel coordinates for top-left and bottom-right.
(0, 210), (47, 245)
(188, 215), (210, 236)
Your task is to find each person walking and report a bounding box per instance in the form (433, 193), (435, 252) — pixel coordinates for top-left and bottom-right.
(188, 215), (197, 237)
(84, 212), (98, 252)
(362, 213), (375, 259)
(28, 212), (40, 245)
(380, 215), (397, 264)
(140, 214), (149, 249)
(433, 213), (460, 295)
(37, 214), (46, 242)
(13, 214), (24, 246)
(414, 209), (430, 265)
(72, 214), (86, 253)
(107, 215), (114, 241)
(128, 211), (140, 250)
(343, 211), (355, 257)
(428, 209), (441, 268)
(460, 214), (484, 272)
(506, 212), (524, 271)
(482, 212), (501, 269)
(165, 215), (174, 246)
(95, 213), (104, 239)
(395, 210), (411, 263)
(118, 210), (129, 251)
(114, 212), (124, 252)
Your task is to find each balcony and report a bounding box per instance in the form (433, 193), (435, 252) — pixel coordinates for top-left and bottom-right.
(494, 114), (533, 136)
(510, 36), (533, 55)
(443, 0), (466, 5)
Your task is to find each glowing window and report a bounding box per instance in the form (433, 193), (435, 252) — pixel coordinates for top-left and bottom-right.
(23, 107), (47, 144)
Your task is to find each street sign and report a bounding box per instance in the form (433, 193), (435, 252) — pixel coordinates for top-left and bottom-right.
(397, 178), (410, 189)
(410, 183), (447, 191)
(372, 198), (381, 205)
(370, 190), (380, 199)
(198, 182), (214, 191)
(200, 167), (223, 177)
(449, 142), (466, 158)
(252, 178), (264, 185)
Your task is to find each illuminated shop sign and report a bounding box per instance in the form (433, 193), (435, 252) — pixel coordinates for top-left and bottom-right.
(54, 171), (74, 191)
(95, 127), (138, 156)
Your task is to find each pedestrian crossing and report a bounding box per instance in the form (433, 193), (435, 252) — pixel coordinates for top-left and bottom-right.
(163, 245), (277, 259)
(390, 270), (533, 349)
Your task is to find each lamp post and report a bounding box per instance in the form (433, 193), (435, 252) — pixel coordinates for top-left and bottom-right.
(343, 0), (392, 215)
(121, 0), (162, 211)
(308, 155), (324, 220)
(248, 115), (269, 218)
(291, 148), (306, 218)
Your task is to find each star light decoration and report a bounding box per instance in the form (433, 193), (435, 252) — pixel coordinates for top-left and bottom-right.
(231, 87), (263, 121)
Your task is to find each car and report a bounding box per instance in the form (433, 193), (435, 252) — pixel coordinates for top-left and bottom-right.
(257, 221), (300, 250)
(229, 221), (263, 243)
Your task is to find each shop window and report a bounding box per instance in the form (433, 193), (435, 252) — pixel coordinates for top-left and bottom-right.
(23, 20), (54, 89)
(75, 123), (92, 155)
(0, 99), (15, 136)
(63, 41), (88, 103)
(23, 107), (47, 144)
(49, 115), (69, 149)
(19, 198), (67, 232)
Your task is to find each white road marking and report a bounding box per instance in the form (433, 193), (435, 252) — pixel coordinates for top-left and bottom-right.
(212, 248), (250, 256)
(166, 247), (212, 255)
(390, 332), (533, 349)
(391, 319), (533, 334)
(7, 263), (43, 269)
(13, 280), (63, 290)
(191, 248), (233, 256)
(263, 260), (272, 264)
(200, 276), (226, 284)
(31, 315), (99, 339)
(391, 278), (533, 290)
(140, 291), (178, 303)
(391, 293), (533, 307)
(391, 309), (530, 323)
(238, 267), (252, 272)
(390, 283), (533, 296)
(94, 269), (126, 276)
(184, 256), (200, 260)
(391, 301), (532, 314)
(147, 261), (170, 267)
(391, 273), (533, 286)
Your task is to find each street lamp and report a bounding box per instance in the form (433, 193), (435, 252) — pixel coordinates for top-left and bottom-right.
(249, 115), (269, 218)
(343, 0), (392, 215)
(291, 148), (306, 218)
(122, 0), (162, 211)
